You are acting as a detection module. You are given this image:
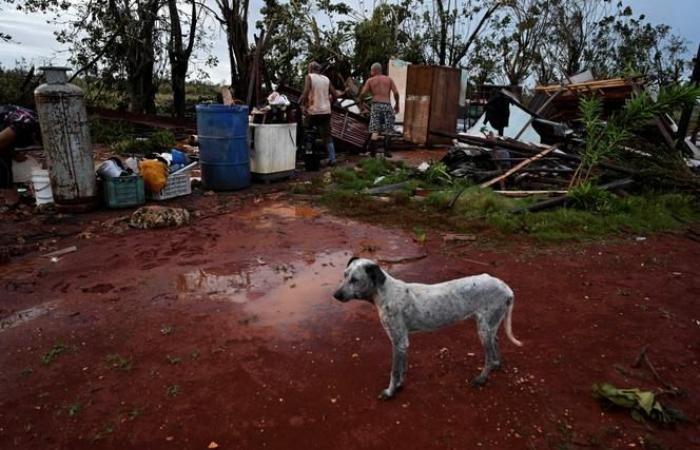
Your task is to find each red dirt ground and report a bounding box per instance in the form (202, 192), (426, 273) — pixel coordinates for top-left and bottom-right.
(1, 187), (700, 450)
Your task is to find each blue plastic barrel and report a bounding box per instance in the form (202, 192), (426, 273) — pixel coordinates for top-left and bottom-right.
(196, 104), (251, 190)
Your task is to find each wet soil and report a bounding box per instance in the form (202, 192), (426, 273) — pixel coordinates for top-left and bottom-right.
(1, 181), (700, 449)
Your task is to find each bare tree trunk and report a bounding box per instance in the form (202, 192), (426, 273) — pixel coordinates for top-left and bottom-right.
(216, 0), (250, 98)
(435, 0), (448, 65)
(125, 0), (160, 114)
(167, 0), (198, 118)
(450, 1), (502, 67)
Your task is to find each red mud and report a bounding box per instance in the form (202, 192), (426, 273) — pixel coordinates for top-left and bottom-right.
(1, 193), (700, 450)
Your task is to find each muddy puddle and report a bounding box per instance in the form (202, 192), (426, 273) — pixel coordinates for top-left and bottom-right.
(240, 203), (321, 229)
(177, 251), (349, 329)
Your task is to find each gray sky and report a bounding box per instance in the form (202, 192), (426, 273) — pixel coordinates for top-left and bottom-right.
(1, 0), (698, 84)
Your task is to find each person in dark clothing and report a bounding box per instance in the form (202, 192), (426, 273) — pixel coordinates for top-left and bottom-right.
(484, 92), (510, 136)
(0, 105), (40, 188)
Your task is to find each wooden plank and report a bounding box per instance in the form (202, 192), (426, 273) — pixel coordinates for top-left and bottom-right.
(406, 65), (434, 97)
(42, 246), (78, 258)
(480, 144), (558, 188)
(513, 87), (564, 140)
(535, 78), (632, 92)
(428, 67), (460, 145)
(494, 190), (568, 197)
(517, 178), (634, 213)
(630, 82), (676, 149)
(221, 87), (234, 106)
(341, 111), (349, 138)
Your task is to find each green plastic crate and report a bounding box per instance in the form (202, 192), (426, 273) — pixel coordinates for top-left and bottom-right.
(102, 175), (145, 209)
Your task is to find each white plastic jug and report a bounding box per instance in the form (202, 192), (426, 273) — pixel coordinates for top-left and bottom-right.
(30, 169), (54, 205)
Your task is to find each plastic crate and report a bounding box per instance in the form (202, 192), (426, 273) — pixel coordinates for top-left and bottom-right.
(148, 171), (192, 200)
(102, 175), (145, 209)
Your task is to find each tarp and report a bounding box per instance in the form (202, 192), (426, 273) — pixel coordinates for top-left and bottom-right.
(465, 101), (542, 144)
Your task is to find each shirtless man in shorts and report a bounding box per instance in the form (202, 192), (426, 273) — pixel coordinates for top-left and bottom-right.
(360, 62), (399, 158)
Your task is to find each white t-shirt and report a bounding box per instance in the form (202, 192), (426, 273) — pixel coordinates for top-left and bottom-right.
(307, 73), (331, 115)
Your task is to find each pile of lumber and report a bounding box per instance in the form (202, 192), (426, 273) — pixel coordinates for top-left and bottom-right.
(529, 77), (642, 122)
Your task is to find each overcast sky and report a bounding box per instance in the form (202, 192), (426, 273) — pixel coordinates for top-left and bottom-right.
(0, 0), (698, 84)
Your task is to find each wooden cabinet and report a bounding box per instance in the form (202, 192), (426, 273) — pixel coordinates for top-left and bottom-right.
(403, 65), (460, 145)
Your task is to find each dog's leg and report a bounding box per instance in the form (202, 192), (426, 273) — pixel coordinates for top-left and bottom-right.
(487, 305), (506, 371)
(379, 323), (408, 400)
(472, 317), (498, 387)
(398, 347), (408, 387)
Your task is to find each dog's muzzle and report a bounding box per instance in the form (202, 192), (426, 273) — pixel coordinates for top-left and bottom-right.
(333, 289), (347, 302)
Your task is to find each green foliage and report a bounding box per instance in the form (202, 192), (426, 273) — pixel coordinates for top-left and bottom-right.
(89, 119), (137, 145)
(500, 193), (700, 242)
(128, 406), (143, 419)
(166, 384), (180, 397)
(353, 2), (420, 73)
(412, 225), (427, 244)
(106, 129), (176, 155)
(426, 185), (514, 218)
(146, 130), (177, 152)
(592, 383), (686, 424)
(0, 61), (41, 106)
(589, 4), (690, 84)
(260, 0), (355, 87)
(323, 163), (700, 243)
(331, 158), (412, 191)
(568, 182), (614, 212)
(422, 161), (452, 186)
(41, 343), (69, 366)
(572, 84), (700, 186)
(105, 354), (132, 371)
(65, 403), (82, 417)
(166, 355), (182, 365)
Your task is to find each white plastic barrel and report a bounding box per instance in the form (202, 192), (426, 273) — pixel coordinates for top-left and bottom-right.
(249, 123), (297, 179)
(30, 169), (54, 205)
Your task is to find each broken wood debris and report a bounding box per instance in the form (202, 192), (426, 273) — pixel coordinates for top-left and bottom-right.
(41, 246), (78, 258)
(442, 233), (476, 243)
(480, 144), (559, 188)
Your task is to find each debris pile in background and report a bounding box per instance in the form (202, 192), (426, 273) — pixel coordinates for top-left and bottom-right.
(435, 75), (700, 211)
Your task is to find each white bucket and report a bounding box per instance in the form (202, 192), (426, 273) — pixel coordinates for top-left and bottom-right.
(30, 169), (54, 205)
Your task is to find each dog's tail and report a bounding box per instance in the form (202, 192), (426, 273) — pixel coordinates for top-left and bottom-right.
(505, 300), (523, 347)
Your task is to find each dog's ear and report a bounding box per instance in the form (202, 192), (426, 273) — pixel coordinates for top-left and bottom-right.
(346, 256), (359, 267)
(364, 263), (386, 287)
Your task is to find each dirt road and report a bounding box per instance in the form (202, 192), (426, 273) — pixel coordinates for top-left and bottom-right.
(1, 194), (699, 449)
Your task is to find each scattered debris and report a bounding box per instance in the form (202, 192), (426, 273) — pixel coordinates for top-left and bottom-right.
(366, 182), (413, 196)
(129, 206), (190, 229)
(632, 345), (682, 395)
(41, 246), (77, 258)
(592, 383), (686, 424)
(442, 233), (476, 243)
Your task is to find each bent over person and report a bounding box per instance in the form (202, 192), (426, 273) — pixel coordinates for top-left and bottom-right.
(0, 105), (40, 189)
(360, 62), (399, 158)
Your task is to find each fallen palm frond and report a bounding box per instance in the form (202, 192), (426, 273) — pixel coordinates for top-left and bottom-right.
(592, 383), (686, 425)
